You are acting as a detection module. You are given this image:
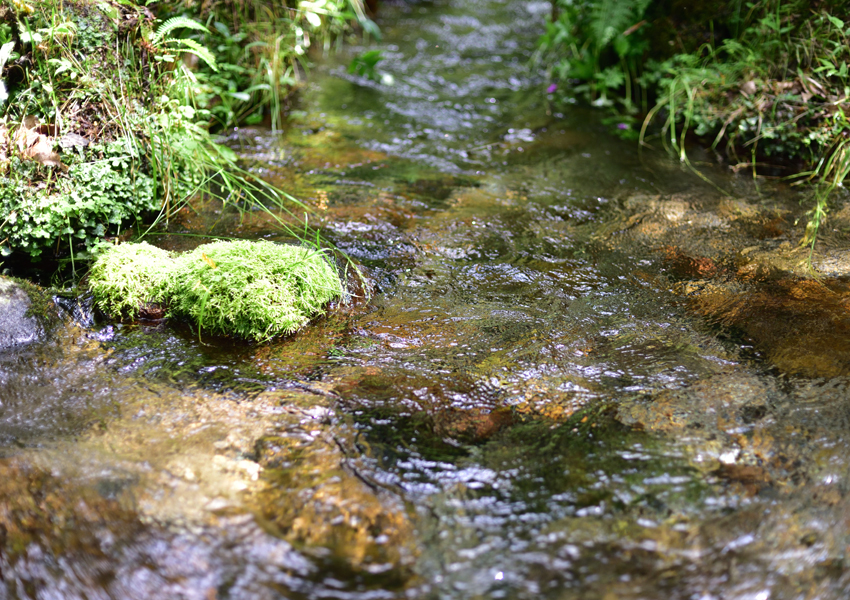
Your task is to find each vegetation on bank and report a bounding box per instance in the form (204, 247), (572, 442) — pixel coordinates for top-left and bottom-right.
(539, 0), (850, 245)
(89, 240), (343, 341)
(0, 0), (374, 265)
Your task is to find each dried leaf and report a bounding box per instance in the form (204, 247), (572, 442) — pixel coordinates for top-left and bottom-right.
(25, 135), (63, 167)
(740, 80), (757, 97)
(12, 116), (65, 169)
(12, 124), (39, 154)
(58, 132), (90, 149)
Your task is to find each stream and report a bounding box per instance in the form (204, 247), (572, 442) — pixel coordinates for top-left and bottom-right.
(3, 1), (850, 599)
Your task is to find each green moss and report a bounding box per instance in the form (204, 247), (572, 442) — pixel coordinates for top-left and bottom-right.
(9, 277), (56, 329)
(88, 240), (344, 341)
(88, 242), (172, 318)
(164, 240), (343, 342)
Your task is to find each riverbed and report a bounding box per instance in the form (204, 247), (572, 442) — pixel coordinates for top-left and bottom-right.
(2, 1), (850, 598)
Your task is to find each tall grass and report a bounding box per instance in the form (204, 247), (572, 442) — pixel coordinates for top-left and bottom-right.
(542, 0), (850, 251)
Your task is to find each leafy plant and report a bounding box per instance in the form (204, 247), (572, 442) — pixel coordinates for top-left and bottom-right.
(0, 0), (371, 271)
(539, 0), (651, 110)
(348, 49), (383, 81)
(145, 16), (218, 72)
(0, 142), (158, 259)
(540, 0), (850, 250)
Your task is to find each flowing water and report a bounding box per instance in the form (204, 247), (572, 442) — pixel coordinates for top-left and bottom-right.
(4, 1), (850, 599)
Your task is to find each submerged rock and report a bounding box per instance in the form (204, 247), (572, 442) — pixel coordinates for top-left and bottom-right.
(0, 277), (49, 350)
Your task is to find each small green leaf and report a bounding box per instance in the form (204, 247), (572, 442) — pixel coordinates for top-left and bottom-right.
(826, 14), (845, 30)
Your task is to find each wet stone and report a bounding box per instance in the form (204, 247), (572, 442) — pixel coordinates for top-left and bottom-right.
(682, 277), (850, 378)
(617, 371), (772, 436)
(0, 277), (43, 349)
(252, 426), (417, 580)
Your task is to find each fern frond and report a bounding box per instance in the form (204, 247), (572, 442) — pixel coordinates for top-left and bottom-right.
(166, 37), (218, 71)
(589, 0), (649, 50)
(150, 16), (209, 46)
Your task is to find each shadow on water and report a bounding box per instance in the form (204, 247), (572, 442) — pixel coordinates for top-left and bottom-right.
(3, 0), (850, 598)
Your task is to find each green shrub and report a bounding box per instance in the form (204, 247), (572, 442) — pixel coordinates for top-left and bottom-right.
(1, 0), (370, 263)
(541, 0), (850, 247)
(88, 240), (343, 341)
(88, 242), (172, 318)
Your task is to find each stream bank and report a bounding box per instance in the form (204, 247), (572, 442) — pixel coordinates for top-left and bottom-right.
(2, 1), (850, 599)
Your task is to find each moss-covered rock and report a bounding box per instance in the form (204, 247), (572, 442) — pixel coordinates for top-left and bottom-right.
(88, 240), (344, 341)
(88, 242), (172, 318)
(0, 276), (55, 350)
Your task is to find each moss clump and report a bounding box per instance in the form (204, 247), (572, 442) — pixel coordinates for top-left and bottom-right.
(88, 240), (343, 341)
(88, 242), (173, 318)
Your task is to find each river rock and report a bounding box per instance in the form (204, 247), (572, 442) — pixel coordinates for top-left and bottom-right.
(0, 277), (43, 349)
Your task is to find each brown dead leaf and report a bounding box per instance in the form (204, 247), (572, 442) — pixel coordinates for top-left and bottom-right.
(740, 80), (758, 97)
(13, 120), (39, 154)
(12, 116), (65, 170)
(623, 20), (647, 37)
(772, 80), (801, 95)
(26, 135), (64, 168)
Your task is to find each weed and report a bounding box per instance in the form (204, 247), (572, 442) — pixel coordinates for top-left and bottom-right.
(541, 0), (850, 249)
(538, 0), (651, 113)
(348, 49), (383, 81)
(0, 0), (373, 268)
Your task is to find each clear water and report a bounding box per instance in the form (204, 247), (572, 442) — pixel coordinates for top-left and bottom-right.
(3, 1), (850, 599)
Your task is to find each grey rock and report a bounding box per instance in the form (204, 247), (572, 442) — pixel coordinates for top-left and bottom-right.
(0, 277), (42, 349)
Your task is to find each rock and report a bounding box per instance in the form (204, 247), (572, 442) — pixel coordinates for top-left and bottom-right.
(0, 277), (44, 349)
(433, 406), (514, 442)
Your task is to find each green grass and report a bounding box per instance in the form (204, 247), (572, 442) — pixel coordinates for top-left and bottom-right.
(541, 0), (850, 249)
(89, 240), (343, 341)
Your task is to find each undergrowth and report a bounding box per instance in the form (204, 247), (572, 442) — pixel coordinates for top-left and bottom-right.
(0, 0), (374, 267)
(89, 240), (343, 341)
(539, 0), (850, 248)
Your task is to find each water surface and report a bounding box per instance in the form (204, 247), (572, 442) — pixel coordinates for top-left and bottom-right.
(3, 1), (850, 599)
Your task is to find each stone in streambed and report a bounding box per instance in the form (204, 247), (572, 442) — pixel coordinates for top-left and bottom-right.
(88, 240), (344, 342)
(0, 277), (50, 350)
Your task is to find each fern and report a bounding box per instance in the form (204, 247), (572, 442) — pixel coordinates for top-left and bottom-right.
(148, 16), (218, 72)
(149, 16), (209, 46)
(588, 0), (650, 51)
(169, 38), (218, 72)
